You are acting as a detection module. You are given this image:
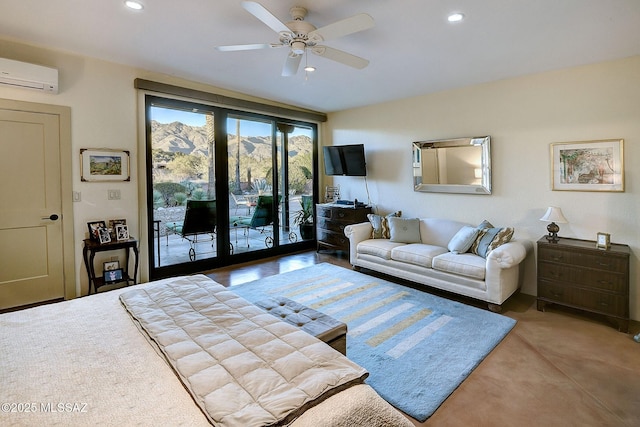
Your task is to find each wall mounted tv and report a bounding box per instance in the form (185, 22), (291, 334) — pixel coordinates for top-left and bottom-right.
(323, 144), (367, 176)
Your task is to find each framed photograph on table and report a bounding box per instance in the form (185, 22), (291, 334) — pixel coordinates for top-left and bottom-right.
(87, 220), (107, 241)
(80, 148), (130, 182)
(98, 227), (111, 244)
(103, 260), (120, 271)
(115, 224), (129, 241)
(103, 268), (124, 284)
(550, 139), (624, 192)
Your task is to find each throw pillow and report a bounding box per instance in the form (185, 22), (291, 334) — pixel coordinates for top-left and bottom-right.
(471, 226), (514, 258)
(388, 217), (421, 243)
(368, 211), (401, 239)
(448, 226), (481, 254)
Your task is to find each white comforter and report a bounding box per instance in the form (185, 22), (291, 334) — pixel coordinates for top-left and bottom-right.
(119, 275), (368, 427)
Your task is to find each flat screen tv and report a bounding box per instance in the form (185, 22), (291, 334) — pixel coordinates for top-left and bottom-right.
(323, 144), (366, 176)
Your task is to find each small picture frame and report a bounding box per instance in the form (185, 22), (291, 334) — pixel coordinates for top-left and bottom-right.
(87, 221), (107, 241)
(98, 227), (112, 244)
(103, 268), (124, 284)
(103, 260), (120, 271)
(596, 232), (611, 250)
(115, 224), (129, 241)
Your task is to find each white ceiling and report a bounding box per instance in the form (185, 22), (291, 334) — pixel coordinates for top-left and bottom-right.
(2, 0), (639, 113)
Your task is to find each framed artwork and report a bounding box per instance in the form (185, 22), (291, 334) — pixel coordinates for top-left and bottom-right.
(103, 260), (120, 271)
(80, 148), (130, 182)
(103, 268), (124, 284)
(87, 220), (107, 241)
(115, 224), (129, 241)
(550, 139), (624, 192)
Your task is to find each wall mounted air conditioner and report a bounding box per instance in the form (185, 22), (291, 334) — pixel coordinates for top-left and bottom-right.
(0, 58), (59, 94)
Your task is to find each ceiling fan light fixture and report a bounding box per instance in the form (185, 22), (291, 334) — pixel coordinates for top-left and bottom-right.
(447, 12), (464, 22)
(125, 1), (144, 11)
(291, 41), (306, 55)
(304, 65), (316, 72)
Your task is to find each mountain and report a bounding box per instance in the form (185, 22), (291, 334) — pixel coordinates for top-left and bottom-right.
(151, 120), (313, 159)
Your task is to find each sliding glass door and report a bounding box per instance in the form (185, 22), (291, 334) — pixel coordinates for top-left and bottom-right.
(145, 95), (317, 279)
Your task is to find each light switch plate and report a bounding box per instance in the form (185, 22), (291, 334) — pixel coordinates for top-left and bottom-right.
(108, 189), (121, 200)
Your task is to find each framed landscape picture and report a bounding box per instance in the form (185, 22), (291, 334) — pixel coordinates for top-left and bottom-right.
(550, 139), (624, 192)
(80, 148), (130, 182)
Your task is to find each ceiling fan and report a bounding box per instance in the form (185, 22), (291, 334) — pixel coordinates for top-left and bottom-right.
(216, 1), (374, 76)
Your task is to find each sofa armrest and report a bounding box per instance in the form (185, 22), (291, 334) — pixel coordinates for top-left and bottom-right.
(344, 222), (372, 265)
(486, 241), (527, 269)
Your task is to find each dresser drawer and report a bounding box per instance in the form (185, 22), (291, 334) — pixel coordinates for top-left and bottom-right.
(317, 217), (349, 233)
(539, 262), (626, 293)
(571, 252), (627, 272)
(538, 282), (627, 317)
(317, 229), (349, 249)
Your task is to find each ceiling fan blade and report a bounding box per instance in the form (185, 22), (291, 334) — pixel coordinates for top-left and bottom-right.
(282, 53), (302, 77)
(312, 46), (369, 69)
(241, 1), (290, 34)
(308, 13), (374, 42)
(216, 43), (275, 52)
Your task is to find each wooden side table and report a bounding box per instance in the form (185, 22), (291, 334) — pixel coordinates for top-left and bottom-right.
(537, 236), (630, 332)
(83, 238), (139, 294)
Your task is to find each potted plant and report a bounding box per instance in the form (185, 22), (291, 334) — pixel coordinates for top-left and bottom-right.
(292, 196), (314, 240)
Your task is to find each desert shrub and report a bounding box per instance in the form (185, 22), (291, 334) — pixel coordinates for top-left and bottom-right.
(190, 188), (207, 200)
(154, 182), (187, 205)
(173, 192), (188, 206)
(152, 190), (165, 208)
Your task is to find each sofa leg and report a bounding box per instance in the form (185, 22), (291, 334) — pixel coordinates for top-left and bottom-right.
(487, 303), (502, 313)
(352, 265), (361, 272)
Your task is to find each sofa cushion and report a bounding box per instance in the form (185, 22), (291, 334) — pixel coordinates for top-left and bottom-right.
(432, 252), (486, 280)
(470, 227), (514, 258)
(419, 218), (470, 247)
(390, 244), (448, 268)
(357, 239), (406, 260)
(447, 226), (481, 254)
(367, 211), (401, 239)
(389, 217), (421, 243)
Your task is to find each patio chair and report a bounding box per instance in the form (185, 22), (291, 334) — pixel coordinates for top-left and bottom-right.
(165, 199), (217, 261)
(229, 195), (279, 251)
(231, 192), (256, 214)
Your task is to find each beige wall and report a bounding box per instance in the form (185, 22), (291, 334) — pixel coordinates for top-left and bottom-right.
(0, 38), (310, 295)
(325, 55), (640, 320)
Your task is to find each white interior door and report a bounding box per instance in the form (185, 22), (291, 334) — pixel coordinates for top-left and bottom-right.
(0, 108), (65, 309)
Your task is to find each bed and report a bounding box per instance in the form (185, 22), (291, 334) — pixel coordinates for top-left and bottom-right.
(0, 275), (412, 427)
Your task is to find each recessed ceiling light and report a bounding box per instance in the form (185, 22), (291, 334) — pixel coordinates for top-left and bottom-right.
(447, 13), (464, 23)
(125, 1), (144, 10)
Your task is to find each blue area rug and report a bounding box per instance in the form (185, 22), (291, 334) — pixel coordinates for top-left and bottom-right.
(230, 263), (516, 421)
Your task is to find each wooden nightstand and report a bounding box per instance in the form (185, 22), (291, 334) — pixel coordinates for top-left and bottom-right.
(537, 236), (630, 332)
(316, 203), (371, 252)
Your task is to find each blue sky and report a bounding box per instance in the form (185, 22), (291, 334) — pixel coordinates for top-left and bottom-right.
(150, 106), (312, 137)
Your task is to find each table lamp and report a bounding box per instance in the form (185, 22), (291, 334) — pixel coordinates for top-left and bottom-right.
(540, 206), (568, 243)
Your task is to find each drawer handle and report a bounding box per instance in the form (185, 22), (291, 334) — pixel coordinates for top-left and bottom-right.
(597, 280), (612, 285)
(551, 291), (563, 298)
(549, 271), (562, 279)
(597, 262), (611, 267)
(338, 212), (345, 218)
(598, 301), (610, 307)
(550, 255), (563, 262)
(339, 225), (345, 230)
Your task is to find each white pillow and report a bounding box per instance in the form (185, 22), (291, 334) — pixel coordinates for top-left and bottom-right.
(447, 226), (480, 254)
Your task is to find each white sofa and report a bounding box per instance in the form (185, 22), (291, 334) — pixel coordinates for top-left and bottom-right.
(344, 218), (530, 312)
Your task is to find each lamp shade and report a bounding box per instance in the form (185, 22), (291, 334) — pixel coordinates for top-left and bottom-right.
(540, 206), (568, 224)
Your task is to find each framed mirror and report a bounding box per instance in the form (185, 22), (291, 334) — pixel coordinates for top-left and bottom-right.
(412, 136), (491, 194)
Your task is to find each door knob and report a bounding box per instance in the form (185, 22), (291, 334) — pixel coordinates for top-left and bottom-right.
(42, 214), (59, 221)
